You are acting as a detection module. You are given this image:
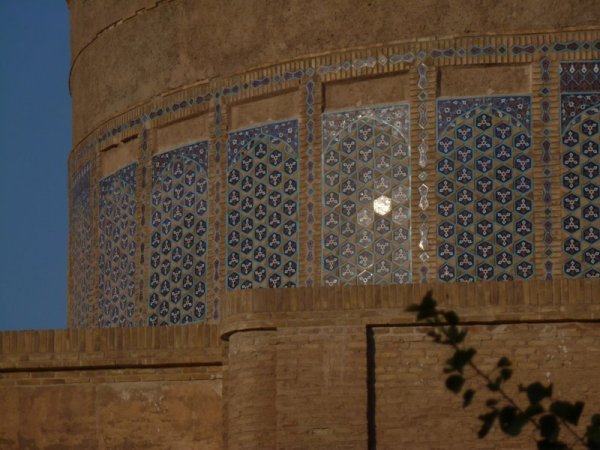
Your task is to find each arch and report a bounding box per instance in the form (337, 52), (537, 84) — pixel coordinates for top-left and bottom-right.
(321, 105), (411, 286)
(435, 99), (535, 282)
(148, 142), (209, 325)
(97, 163), (137, 327)
(226, 120), (300, 290)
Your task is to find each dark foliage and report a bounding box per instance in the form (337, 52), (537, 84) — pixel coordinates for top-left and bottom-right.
(406, 291), (600, 450)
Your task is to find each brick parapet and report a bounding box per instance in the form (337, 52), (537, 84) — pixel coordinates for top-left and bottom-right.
(220, 279), (600, 339)
(1, 282), (598, 448)
(0, 324), (222, 371)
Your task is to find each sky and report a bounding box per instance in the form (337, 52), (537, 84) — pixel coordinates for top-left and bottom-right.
(0, 2), (71, 330)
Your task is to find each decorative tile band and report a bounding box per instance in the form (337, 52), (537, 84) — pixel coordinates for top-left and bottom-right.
(69, 33), (600, 167)
(98, 163), (137, 327)
(304, 78), (316, 287)
(539, 57), (554, 280)
(560, 61), (600, 93)
(436, 96), (535, 282)
(226, 120), (300, 290)
(67, 32), (600, 327)
(416, 59), (431, 282)
(321, 105), (411, 286)
(148, 142), (209, 325)
(70, 162), (92, 327)
(560, 61), (600, 279)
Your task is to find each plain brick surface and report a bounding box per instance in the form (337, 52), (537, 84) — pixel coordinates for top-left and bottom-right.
(1, 281), (599, 448)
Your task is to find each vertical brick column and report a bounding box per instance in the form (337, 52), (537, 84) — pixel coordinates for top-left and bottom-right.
(225, 329), (277, 449)
(275, 325), (368, 449)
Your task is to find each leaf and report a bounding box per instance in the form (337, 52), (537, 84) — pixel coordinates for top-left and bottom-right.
(521, 382), (553, 404)
(586, 414), (600, 448)
(478, 411), (498, 438)
(550, 400), (584, 426)
(446, 348), (477, 374)
(445, 326), (468, 345)
(500, 368), (512, 382)
(443, 311), (460, 325)
(499, 406), (525, 436)
(463, 389), (475, 408)
(487, 377), (501, 392)
(446, 374), (465, 393)
(540, 414), (559, 441)
(523, 403), (544, 420)
(406, 291), (438, 321)
(497, 356), (512, 368)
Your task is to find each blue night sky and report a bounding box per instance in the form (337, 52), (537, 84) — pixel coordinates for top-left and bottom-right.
(0, 2), (70, 330)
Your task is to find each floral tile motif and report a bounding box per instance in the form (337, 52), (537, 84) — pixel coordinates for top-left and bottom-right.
(560, 62), (600, 279)
(226, 120), (300, 290)
(436, 96), (535, 282)
(438, 97), (531, 137)
(560, 61), (600, 93)
(71, 163), (92, 327)
(561, 94), (600, 129)
(148, 142), (209, 325)
(98, 164), (137, 327)
(321, 105), (411, 286)
(228, 121), (298, 166)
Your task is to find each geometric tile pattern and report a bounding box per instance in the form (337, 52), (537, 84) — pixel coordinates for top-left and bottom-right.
(559, 61), (600, 93)
(436, 96), (535, 281)
(539, 57), (554, 279)
(321, 105), (411, 286)
(560, 61), (600, 278)
(416, 62), (431, 283)
(148, 142), (209, 325)
(226, 120), (300, 290)
(70, 162), (92, 327)
(98, 164), (137, 327)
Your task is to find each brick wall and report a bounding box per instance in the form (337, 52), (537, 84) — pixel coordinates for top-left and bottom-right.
(373, 323), (600, 449)
(1, 279), (598, 449)
(225, 330), (277, 449)
(220, 279), (599, 449)
(275, 326), (367, 448)
(0, 325), (223, 449)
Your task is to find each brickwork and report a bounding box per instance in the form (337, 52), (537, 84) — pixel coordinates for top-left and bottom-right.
(0, 325), (223, 449)
(2, 280), (599, 448)
(275, 326), (367, 448)
(218, 279), (599, 449)
(22, 2), (600, 447)
(67, 28), (600, 329)
(225, 330), (277, 449)
(373, 323), (600, 449)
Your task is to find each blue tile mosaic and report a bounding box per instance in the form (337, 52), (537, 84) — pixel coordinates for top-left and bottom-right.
(98, 164), (137, 327)
(71, 163), (92, 327)
(226, 120), (300, 290)
(436, 96), (535, 282)
(416, 62), (431, 282)
(304, 78), (316, 287)
(560, 61), (600, 279)
(540, 58), (554, 279)
(560, 61), (600, 93)
(321, 105), (411, 286)
(561, 94), (600, 129)
(72, 35), (599, 162)
(148, 142), (209, 325)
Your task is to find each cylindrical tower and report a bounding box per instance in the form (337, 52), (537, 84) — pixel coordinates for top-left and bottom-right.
(67, 0), (600, 327)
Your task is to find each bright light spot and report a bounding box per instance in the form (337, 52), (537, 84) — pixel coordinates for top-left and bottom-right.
(373, 195), (391, 216)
